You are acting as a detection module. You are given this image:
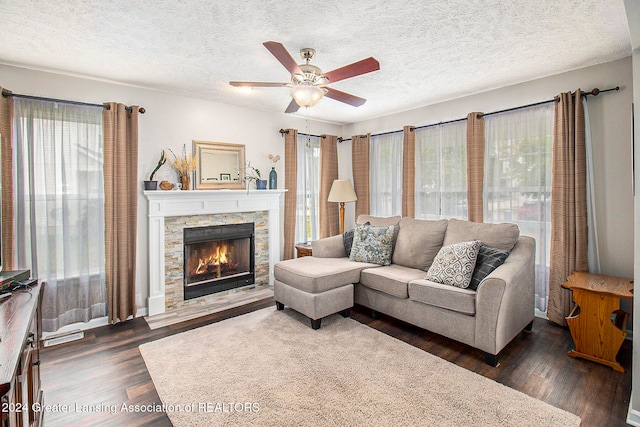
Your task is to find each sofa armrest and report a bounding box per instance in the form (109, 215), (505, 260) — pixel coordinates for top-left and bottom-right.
(312, 235), (348, 258)
(474, 235), (536, 355)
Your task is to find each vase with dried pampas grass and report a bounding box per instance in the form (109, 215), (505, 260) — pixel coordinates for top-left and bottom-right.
(169, 145), (197, 190)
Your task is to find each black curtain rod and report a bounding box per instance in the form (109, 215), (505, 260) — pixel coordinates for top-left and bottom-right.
(477, 86), (619, 118)
(338, 86), (619, 142)
(279, 129), (325, 138)
(1, 89), (146, 114)
(413, 116), (468, 131)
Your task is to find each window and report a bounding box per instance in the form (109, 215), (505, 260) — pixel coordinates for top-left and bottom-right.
(13, 98), (107, 332)
(370, 132), (403, 216)
(484, 104), (553, 313)
(415, 121), (467, 220)
(295, 133), (320, 243)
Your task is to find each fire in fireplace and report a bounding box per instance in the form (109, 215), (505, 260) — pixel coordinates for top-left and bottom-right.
(183, 223), (255, 300)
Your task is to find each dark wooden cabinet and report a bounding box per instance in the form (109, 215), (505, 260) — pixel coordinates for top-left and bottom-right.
(0, 283), (43, 427)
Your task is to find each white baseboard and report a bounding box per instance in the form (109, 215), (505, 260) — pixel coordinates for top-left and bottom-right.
(534, 309), (549, 320)
(41, 305), (149, 339)
(42, 316), (109, 339)
(628, 397), (640, 426)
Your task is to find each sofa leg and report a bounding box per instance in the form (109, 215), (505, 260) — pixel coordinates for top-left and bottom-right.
(524, 320), (534, 332)
(485, 353), (499, 367)
(339, 309), (351, 318)
(275, 301), (284, 310)
(371, 310), (381, 320)
(311, 318), (322, 330)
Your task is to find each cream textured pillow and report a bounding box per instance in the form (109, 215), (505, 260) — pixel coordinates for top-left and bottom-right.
(425, 240), (481, 288)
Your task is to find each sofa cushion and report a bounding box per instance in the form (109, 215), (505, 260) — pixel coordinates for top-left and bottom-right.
(409, 279), (477, 315)
(425, 240), (481, 288)
(274, 257), (379, 294)
(469, 244), (510, 291)
(349, 223), (395, 266)
(392, 217), (448, 270)
(360, 265), (426, 299)
(443, 218), (519, 252)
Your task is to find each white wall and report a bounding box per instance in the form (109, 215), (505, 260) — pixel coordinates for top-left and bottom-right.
(342, 57), (634, 281)
(0, 64), (342, 312)
(0, 56), (634, 316)
(624, 0), (640, 423)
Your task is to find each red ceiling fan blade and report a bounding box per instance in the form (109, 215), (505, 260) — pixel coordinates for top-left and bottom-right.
(324, 87), (367, 107)
(263, 41), (303, 75)
(323, 57), (380, 83)
(285, 98), (300, 114)
(229, 81), (288, 88)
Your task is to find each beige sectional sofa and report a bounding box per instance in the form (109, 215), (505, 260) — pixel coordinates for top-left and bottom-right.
(274, 215), (535, 366)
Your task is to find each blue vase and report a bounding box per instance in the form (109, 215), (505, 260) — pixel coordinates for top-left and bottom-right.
(269, 167), (277, 189)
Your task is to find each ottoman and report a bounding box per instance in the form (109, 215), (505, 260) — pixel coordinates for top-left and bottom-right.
(273, 256), (378, 329)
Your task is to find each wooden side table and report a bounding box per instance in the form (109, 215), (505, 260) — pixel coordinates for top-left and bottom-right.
(562, 271), (633, 372)
(295, 243), (313, 258)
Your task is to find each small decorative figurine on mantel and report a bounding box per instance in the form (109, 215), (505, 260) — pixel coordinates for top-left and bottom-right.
(268, 154), (280, 189)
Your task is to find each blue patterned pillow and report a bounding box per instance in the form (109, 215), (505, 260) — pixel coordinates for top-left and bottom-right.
(349, 223), (394, 266)
(425, 240), (481, 288)
(343, 222), (369, 257)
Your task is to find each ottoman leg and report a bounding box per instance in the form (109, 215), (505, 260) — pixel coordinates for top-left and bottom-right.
(339, 309), (351, 318)
(276, 301), (284, 310)
(311, 318), (322, 330)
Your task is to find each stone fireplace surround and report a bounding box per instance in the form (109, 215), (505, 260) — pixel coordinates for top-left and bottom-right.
(144, 189), (286, 316)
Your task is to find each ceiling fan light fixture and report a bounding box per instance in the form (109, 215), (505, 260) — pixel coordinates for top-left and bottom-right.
(291, 85), (325, 108)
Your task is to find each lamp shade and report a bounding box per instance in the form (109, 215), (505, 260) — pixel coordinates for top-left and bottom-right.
(290, 85), (324, 108)
(327, 179), (357, 203)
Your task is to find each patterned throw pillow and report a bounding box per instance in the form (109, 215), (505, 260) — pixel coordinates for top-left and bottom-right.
(425, 240), (481, 288)
(468, 244), (510, 291)
(349, 223), (394, 266)
(343, 222), (369, 257)
(343, 229), (354, 257)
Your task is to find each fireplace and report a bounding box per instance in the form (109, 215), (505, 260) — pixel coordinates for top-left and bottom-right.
(183, 223), (255, 300)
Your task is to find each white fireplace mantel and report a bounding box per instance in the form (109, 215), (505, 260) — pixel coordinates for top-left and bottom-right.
(144, 189), (286, 316)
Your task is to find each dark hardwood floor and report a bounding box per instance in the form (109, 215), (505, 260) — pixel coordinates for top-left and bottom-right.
(40, 301), (631, 426)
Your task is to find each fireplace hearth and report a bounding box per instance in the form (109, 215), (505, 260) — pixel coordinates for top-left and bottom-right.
(183, 223), (255, 300)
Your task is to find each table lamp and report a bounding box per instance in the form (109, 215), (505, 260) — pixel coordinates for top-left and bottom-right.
(327, 179), (358, 234)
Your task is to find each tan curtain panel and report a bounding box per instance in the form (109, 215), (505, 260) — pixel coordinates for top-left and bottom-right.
(319, 134), (339, 238)
(0, 88), (14, 270)
(283, 129), (298, 260)
(402, 126), (416, 218)
(352, 134), (370, 218)
(466, 112), (485, 223)
(103, 103), (139, 324)
(547, 90), (588, 326)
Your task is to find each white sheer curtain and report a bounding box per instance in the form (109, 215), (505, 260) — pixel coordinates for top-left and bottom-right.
(13, 98), (107, 332)
(484, 103), (553, 314)
(370, 132), (403, 216)
(583, 98), (601, 273)
(295, 133), (320, 244)
(415, 121), (467, 220)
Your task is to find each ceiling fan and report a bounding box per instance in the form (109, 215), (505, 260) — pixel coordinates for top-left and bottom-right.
(230, 41), (380, 113)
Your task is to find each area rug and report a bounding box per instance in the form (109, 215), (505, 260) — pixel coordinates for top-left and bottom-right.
(139, 308), (580, 427)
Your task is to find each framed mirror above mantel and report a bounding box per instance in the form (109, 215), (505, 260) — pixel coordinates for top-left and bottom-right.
(193, 140), (245, 190)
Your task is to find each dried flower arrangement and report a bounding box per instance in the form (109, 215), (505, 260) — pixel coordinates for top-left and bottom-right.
(169, 144), (197, 190)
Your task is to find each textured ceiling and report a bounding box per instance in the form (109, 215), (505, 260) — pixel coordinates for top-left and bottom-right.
(0, 0), (632, 125)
